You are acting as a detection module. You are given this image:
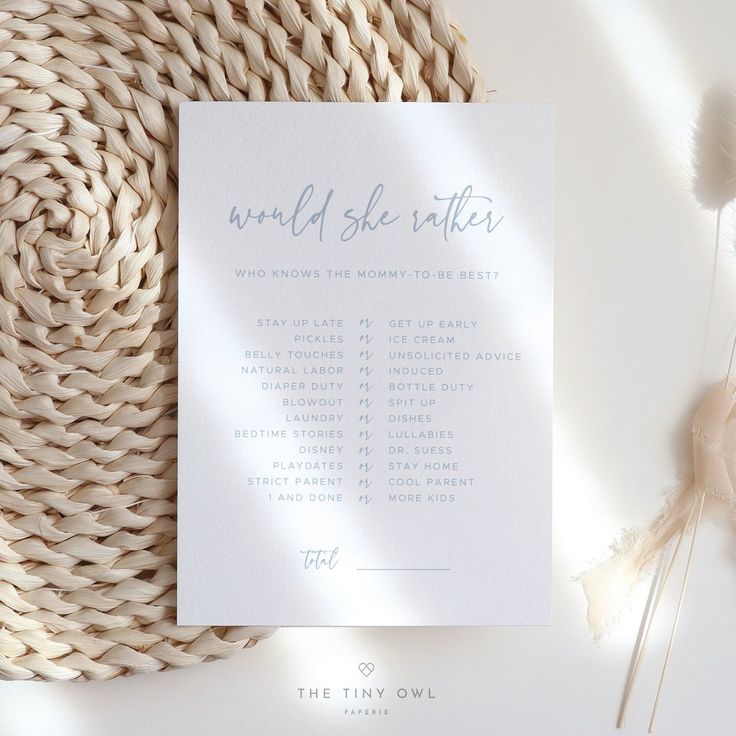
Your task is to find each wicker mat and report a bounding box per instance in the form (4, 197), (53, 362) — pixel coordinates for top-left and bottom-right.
(0, 0), (486, 680)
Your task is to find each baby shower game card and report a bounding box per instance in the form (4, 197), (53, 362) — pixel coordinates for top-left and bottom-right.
(177, 103), (553, 626)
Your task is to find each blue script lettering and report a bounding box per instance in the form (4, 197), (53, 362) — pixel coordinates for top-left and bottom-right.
(341, 184), (400, 242)
(412, 185), (504, 241)
(300, 547), (340, 570)
(229, 184), (333, 241)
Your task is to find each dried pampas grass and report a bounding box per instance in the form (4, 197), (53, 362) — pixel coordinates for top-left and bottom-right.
(579, 86), (736, 731)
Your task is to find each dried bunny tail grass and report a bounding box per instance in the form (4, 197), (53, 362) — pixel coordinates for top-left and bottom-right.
(691, 86), (736, 366)
(0, 0), (486, 680)
(692, 85), (736, 211)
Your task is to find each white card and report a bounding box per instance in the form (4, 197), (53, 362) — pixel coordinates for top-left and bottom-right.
(177, 103), (553, 626)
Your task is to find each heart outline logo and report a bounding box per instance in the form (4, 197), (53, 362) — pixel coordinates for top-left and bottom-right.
(358, 662), (375, 677)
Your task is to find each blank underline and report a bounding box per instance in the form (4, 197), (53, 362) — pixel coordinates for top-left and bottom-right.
(356, 568), (451, 571)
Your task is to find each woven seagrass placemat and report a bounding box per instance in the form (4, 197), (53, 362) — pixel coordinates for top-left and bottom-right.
(0, 0), (485, 680)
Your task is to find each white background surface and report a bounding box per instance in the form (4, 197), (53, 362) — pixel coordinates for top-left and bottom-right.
(3, 1), (736, 734)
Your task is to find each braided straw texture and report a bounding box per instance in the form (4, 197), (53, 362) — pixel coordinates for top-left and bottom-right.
(0, 0), (485, 681)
